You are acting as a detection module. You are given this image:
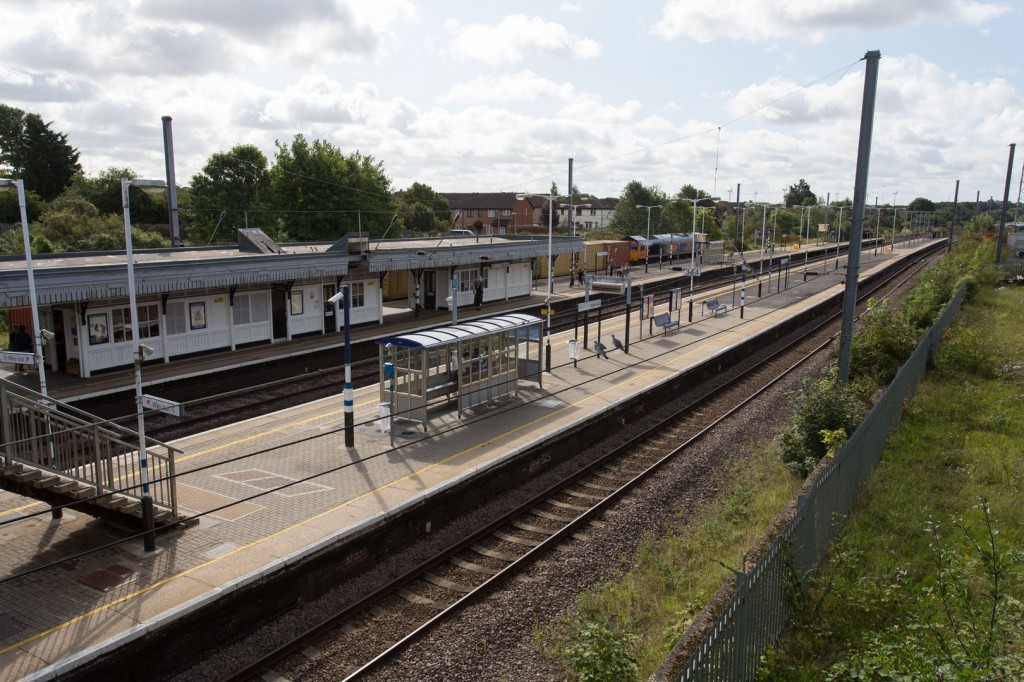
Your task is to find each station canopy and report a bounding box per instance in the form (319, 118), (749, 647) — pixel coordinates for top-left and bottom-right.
(376, 313), (541, 349)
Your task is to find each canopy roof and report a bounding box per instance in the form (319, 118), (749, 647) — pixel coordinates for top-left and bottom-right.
(376, 313), (542, 349)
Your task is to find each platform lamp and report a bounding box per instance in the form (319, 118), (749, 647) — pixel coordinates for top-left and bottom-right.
(559, 199), (590, 273)
(636, 204), (663, 273)
(516, 191), (556, 372)
(684, 196), (719, 322)
(121, 177), (167, 552)
(0, 178), (50, 398)
(328, 287), (354, 447)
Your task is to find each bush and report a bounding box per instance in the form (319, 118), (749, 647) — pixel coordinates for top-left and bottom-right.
(778, 367), (866, 476)
(848, 298), (919, 385)
(563, 620), (641, 682)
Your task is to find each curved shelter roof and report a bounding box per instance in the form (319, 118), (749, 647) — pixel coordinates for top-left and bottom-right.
(376, 313), (542, 350)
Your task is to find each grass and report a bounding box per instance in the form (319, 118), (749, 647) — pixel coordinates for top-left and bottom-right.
(545, 284), (1024, 681)
(542, 437), (800, 679)
(759, 285), (1024, 678)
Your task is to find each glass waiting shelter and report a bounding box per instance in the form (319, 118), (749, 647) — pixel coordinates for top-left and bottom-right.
(376, 313), (543, 431)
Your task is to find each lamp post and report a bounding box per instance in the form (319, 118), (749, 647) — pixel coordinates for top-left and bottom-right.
(517, 191), (556, 371)
(328, 288), (354, 447)
(121, 177), (167, 552)
(683, 196), (719, 322)
(0, 178), (48, 398)
(636, 204), (662, 273)
(892, 192), (898, 250)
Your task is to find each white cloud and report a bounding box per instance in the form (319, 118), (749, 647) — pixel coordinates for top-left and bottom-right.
(444, 14), (601, 65)
(654, 0), (1012, 43)
(439, 71), (576, 105)
(560, 2), (584, 12)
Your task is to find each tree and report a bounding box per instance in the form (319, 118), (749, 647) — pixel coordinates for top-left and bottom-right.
(608, 181), (668, 238)
(64, 167), (167, 226)
(785, 179), (817, 208)
(188, 145), (270, 244)
(0, 105), (81, 201)
(396, 182), (451, 233)
(907, 197), (936, 212)
(268, 135), (396, 241)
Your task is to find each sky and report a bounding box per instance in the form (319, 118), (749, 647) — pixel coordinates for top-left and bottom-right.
(2, 0), (1022, 207)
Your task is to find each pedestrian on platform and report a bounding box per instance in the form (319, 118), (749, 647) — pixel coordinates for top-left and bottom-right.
(576, 267), (584, 286)
(10, 324), (32, 372)
(474, 279), (484, 309)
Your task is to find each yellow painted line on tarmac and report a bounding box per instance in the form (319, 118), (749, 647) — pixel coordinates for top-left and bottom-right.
(2, 327), (743, 660)
(0, 500), (44, 516)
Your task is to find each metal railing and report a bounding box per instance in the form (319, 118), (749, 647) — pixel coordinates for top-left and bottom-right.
(659, 283), (966, 681)
(0, 381), (179, 518)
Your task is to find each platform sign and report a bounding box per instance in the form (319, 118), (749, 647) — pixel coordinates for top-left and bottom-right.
(539, 308), (555, 317)
(780, 257), (790, 265)
(0, 351), (36, 365)
(577, 300), (602, 312)
(683, 268), (701, 277)
(141, 394), (184, 417)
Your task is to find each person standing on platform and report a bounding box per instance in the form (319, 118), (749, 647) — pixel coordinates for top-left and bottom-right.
(474, 279), (484, 309)
(576, 267), (584, 287)
(10, 325), (32, 372)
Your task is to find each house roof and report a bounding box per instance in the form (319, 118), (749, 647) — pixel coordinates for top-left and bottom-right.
(443, 192), (519, 210)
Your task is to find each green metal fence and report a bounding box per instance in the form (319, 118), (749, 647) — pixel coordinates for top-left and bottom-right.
(659, 282), (967, 681)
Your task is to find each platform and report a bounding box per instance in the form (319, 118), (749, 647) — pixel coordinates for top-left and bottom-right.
(0, 240), (934, 681)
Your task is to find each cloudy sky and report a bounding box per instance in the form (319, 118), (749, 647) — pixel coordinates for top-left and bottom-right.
(2, 0), (1021, 205)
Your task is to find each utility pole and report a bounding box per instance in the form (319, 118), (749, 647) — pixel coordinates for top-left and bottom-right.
(996, 143), (1016, 263)
(838, 49), (881, 383)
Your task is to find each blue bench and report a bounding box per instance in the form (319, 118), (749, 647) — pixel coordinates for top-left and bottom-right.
(652, 312), (679, 334)
(703, 298), (727, 317)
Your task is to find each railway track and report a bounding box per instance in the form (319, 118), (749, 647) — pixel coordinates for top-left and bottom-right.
(206, 242), (943, 682)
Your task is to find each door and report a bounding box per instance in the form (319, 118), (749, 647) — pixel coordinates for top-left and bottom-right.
(323, 284), (336, 333)
(53, 309), (67, 371)
(272, 288), (288, 339)
(424, 271), (436, 309)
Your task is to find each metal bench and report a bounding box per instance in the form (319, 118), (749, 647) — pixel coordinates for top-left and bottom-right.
(652, 312), (679, 334)
(703, 298), (727, 317)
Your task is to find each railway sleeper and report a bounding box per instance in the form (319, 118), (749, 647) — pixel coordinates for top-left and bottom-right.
(448, 556), (501, 576)
(510, 520), (558, 535)
(470, 544), (518, 563)
(491, 530), (542, 547)
(530, 508), (576, 523)
(424, 572), (475, 593)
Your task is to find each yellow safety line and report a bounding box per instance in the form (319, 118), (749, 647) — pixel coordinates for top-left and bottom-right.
(0, 500), (43, 515)
(1, 328), (741, 659)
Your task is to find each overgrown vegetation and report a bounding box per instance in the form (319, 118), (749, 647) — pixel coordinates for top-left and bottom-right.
(760, 284), (1024, 678)
(778, 215), (1001, 476)
(547, 220), (1017, 680)
(542, 442), (799, 679)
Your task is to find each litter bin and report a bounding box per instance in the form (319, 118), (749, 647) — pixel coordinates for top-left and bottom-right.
(567, 338), (580, 360)
(379, 403), (391, 433)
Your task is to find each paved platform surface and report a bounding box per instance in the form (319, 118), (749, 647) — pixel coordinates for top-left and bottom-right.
(0, 241), (933, 681)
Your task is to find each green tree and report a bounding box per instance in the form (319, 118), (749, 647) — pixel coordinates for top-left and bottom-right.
(907, 197), (936, 212)
(609, 181), (668, 238)
(65, 167), (167, 225)
(0, 105), (82, 201)
(785, 179), (817, 207)
(396, 182), (450, 233)
(268, 135), (396, 241)
(188, 145), (270, 244)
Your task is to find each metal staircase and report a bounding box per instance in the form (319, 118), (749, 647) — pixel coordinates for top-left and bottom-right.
(1, 379), (180, 526)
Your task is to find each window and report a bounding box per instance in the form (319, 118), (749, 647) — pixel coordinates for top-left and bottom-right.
(111, 303), (160, 342)
(349, 282), (365, 307)
(232, 292), (270, 325)
(466, 209), (475, 217)
(167, 302), (186, 335)
(502, 209), (510, 216)
(459, 269), (487, 291)
(488, 209), (495, 217)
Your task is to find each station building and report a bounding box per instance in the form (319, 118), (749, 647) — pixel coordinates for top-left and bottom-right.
(0, 229), (581, 379)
